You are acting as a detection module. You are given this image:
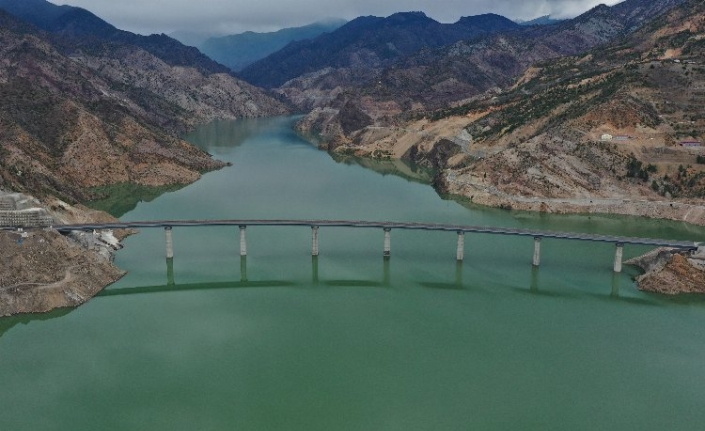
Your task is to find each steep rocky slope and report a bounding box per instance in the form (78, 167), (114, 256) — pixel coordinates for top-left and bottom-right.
(0, 191), (131, 317)
(0, 0), (289, 134)
(0, 0), (229, 75)
(0, 4), (287, 315)
(240, 12), (520, 90)
(432, 0), (705, 216)
(280, 0), (684, 116)
(316, 0), (705, 226)
(0, 9), (287, 203)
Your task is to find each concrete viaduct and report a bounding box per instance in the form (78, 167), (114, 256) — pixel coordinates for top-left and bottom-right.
(8, 219), (699, 274)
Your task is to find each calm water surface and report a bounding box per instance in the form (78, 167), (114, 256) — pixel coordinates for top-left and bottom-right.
(2, 116), (705, 430)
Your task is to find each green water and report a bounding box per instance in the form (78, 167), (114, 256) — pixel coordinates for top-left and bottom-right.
(2, 116), (705, 430)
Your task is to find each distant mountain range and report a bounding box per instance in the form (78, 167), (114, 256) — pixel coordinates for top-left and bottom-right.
(0, 0), (230, 75)
(273, 0), (685, 116)
(197, 20), (347, 72)
(240, 12), (521, 89)
(0, 0), (287, 202)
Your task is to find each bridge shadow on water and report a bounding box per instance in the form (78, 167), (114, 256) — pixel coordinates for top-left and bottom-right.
(98, 256), (392, 297)
(96, 255), (664, 308)
(512, 266), (662, 306)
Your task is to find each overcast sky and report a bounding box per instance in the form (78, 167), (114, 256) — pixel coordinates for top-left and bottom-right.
(47, 0), (623, 35)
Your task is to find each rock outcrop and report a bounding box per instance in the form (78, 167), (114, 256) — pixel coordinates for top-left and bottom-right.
(627, 247), (705, 294)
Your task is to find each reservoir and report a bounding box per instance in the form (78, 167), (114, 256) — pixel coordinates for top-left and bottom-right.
(2, 116), (705, 430)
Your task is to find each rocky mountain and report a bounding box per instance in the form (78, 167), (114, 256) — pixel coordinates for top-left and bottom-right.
(0, 0), (229, 75)
(317, 0), (705, 225)
(199, 19), (347, 72)
(361, 1), (648, 111)
(295, 0), (686, 136)
(0, 7), (287, 204)
(239, 12), (520, 89)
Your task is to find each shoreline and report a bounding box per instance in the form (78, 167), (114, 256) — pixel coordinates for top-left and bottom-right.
(438, 178), (705, 227)
(0, 193), (135, 318)
(626, 247), (705, 294)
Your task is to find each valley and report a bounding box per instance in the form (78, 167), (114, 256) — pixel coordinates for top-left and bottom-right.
(293, 0), (705, 229)
(2, 1), (705, 429)
(1, 0), (704, 315)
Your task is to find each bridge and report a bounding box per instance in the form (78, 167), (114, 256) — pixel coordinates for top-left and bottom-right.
(7, 218), (700, 274)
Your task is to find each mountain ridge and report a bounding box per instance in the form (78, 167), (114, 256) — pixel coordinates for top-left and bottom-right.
(291, 0), (686, 131)
(198, 19), (347, 72)
(0, 0), (230, 75)
(239, 11), (521, 89)
(308, 0), (705, 226)
(0, 5), (288, 203)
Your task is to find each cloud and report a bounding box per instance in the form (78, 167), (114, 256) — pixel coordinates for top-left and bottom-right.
(48, 0), (623, 35)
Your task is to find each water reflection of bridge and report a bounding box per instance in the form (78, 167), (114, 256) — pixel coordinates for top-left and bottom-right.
(99, 256), (391, 297)
(98, 256), (644, 304)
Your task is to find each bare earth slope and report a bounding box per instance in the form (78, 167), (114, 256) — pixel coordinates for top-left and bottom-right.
(318, 0), (705, 228)
(0, 7), (287, 315)
(0, 10), (287, 203)
(0, 192), (131, 317)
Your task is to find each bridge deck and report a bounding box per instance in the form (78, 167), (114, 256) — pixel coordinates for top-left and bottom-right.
(5, 219), (699, 249)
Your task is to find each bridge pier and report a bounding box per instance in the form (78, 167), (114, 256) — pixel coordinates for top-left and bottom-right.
(239, 225), (247, 256)
(312, 226), (319, 256)
(456, 232), (465, 261)
(165, 226), (174, 259)
(614, 243), (624, 273)
(383, 228), (391, 258)
(533, 237), (542, 267)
